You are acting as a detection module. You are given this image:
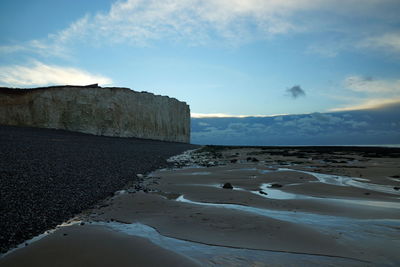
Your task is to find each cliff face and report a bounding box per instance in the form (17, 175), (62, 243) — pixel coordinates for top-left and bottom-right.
(0, 85), (190, 143)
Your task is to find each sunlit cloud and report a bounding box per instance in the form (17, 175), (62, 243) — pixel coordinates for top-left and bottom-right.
(0, 61), (112, 87)
(330, 98), (400, 112)
(329, 75), (400, 111)
(191, 113), (287, 118)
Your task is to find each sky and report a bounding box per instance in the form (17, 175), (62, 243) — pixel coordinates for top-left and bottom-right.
(1, 0), (400, 118)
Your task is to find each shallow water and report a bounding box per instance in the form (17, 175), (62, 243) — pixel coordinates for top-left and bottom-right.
(176, 195), (400, 233)
(175, 195), (400, 265)
(250, 182), (400, 209)
(253, 183), (305, 200)
(96, 221), (371, 266)
(278, 168), (400, 195)
(1, 219), (373, 266)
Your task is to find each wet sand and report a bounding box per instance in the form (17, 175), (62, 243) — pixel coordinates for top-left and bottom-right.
(0, 224), (198, 267)
(1, 146), (400, 266)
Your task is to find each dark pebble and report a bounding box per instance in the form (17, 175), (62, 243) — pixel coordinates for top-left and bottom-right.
(0, 125), (198, 253)
(246, 157), (259, 162)
(222, 183), (233, 189)
(269, 183), (283, 188)
(259, 190), (268, 195)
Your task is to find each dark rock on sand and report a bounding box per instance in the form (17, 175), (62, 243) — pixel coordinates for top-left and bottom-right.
(259, 190), (268, 195)
(0, 125), (197, 253)
(222, 183), (233, 189)
(269, 183), (283, 188)
(394, 187), (400, 191)
(245, 157), (259, 162)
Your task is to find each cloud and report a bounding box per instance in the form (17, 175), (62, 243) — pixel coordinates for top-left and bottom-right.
(345, 75), (400, 94)
(0, 39), (70, 59)
(2, 0), (399, 58)
(329, 75), (400, 111)
(286, 85), (306, 98)
(0, 61), (112, 87)
(359, 32), (400, 54)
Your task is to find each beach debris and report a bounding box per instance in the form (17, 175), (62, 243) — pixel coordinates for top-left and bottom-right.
(394, 187), (400, 191)
(222, 183), (233, 189)
(269, 183), (283, 188)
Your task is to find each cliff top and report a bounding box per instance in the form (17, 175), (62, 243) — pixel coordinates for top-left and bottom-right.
(0, 84), (186, 105)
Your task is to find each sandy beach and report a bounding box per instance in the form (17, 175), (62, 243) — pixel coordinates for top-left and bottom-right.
(1, 145), (400, 266)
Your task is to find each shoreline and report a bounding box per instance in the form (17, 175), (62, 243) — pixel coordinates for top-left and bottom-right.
(1, 131), (400, 265)
(2, 145), (400, 266)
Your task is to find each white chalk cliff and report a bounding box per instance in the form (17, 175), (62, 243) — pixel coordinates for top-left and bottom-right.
(0, 85), (190, 143)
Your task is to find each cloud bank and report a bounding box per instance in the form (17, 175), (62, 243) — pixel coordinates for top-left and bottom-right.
(192, 103), (400, 146)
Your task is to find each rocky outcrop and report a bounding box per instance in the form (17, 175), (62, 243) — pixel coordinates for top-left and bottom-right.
(0, 85), (190, 143)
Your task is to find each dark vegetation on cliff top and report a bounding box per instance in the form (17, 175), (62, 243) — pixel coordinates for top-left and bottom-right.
(0, 125), (197, 253)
